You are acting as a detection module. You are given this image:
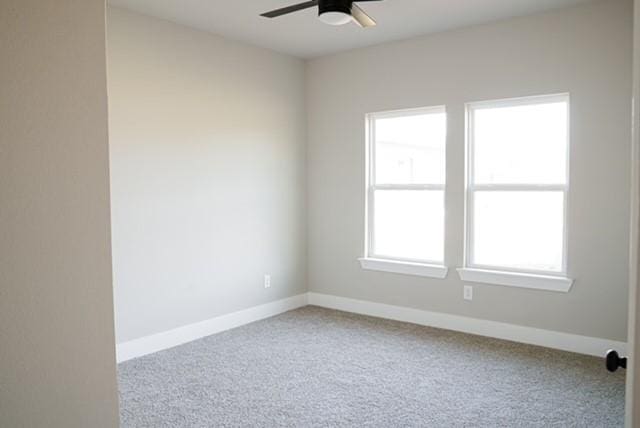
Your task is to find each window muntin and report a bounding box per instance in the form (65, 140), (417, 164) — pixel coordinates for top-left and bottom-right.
(465, 94), (569, 274)
(366, 107), (447, 264)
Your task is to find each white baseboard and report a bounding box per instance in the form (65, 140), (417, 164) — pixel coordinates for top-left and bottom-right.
(117, 291), (626, 362)
(307, 292), (627, 357)
(116, 293), (308, 363)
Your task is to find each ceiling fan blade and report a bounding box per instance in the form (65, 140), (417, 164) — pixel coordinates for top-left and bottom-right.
(261, 1), (318, 18)
(351, 4), (376, 27)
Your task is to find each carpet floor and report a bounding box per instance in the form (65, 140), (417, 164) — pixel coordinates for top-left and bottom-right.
(118, 306), (625, 427)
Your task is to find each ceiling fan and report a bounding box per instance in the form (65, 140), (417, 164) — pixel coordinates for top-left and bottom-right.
(261, 0), (382, 27)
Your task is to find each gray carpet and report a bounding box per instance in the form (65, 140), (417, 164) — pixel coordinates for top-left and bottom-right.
(118, 306), (625, 427)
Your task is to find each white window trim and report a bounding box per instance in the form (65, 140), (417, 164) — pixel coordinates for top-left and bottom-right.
(457, 268), (573, 292)
(360, 258), (449, 279)
(462, 93), (574, 290)
(362, 106), (448, 279)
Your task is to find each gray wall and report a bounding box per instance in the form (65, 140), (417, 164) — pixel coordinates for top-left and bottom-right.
(306, 0), (633, 341)
(627, 0), (640, 423)
(107, 7), (307, 343)
(0, 1), (120, 427)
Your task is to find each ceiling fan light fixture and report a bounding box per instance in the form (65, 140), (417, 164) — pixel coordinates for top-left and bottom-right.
(318, 10), (352, 26)
(260, 0), (378, 28)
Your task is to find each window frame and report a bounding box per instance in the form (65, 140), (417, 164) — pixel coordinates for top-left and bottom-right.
(363, 105), (448, 269)
(463, 93), (571, 277)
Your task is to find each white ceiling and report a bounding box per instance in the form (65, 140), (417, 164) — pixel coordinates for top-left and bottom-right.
(108, 0), (593, 58)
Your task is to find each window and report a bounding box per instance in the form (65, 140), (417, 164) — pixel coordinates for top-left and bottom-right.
(360, 107), (448, 278)
(460, 94), (573, 291)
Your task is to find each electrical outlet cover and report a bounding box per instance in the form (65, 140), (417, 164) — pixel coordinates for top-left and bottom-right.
(463, 285), (473, 300)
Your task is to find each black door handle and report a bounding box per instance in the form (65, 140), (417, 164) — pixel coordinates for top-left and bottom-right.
(605, 349), (627, 372)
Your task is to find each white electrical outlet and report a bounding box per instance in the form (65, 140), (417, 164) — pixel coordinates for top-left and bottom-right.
(264, 274), (271, 289)
(463, 285), (473, 301)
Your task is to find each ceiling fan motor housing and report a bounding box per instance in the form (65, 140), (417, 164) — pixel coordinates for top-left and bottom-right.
(318, 0), (353, 16)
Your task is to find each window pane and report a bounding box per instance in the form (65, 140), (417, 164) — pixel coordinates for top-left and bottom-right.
(375, 111), (446, 185)
(373, 190), (444, 262)
(472, 100), (568, 185)
(472, 191), (564, 272)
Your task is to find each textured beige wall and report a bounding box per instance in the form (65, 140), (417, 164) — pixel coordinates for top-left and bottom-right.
(306, 0), (633, 341)
(107, 7), (307, 343)
(0, 0), (119, 427)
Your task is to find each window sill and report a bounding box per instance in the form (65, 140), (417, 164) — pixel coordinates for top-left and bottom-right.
(456, 268), (573, 292)
(358, 258), (448, 279)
